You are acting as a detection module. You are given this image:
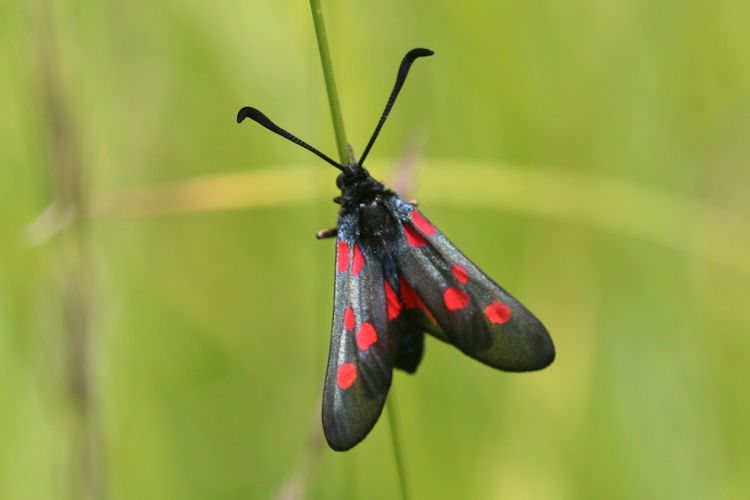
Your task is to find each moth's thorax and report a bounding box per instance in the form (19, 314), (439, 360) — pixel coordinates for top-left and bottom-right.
(336, 163), (392, 212)
(334, 163), (401, 262)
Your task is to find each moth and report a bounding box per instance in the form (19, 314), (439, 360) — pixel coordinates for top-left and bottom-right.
(238, 48), (555, 451)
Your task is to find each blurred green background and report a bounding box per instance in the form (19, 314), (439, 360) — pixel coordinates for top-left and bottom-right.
(2, 0), (750, 499)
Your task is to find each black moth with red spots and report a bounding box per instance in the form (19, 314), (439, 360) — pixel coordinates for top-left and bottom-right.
(237, 48), (555, 451)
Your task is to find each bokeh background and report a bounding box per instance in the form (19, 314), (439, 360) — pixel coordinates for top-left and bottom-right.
(2, 1), (750, 499)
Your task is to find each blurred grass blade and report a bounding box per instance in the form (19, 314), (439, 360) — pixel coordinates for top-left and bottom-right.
(92, 166), (327, 218)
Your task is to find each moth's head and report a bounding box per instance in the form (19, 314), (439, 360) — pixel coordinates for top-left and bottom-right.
(336, 163), (368, 190)
(334, 162), (388, 209)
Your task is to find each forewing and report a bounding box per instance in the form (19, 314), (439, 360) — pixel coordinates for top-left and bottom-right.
(385, 197), (555, 371)
(322, 220), (394, 451)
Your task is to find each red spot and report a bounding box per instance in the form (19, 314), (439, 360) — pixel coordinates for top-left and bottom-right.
(337, 363), (357, 389)
(399, 276), (437, 323)
(399, 276), (420, 309)
(344, 307), (355, 331)
(403, 224), (426, 247)
(384, 281), (401, 320)
(485, 300), (512, 324)
(356, 322), (378, 351)
(444, 287), (470, 310)
(352, 244), (365, 276)
(411, 210), (437, 236)
(337, 241), (349, 272)
(452, 265), (469, 284)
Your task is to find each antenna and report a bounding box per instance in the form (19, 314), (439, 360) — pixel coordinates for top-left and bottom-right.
(237, 107), (345, 171)
(358, 48), (434, 165)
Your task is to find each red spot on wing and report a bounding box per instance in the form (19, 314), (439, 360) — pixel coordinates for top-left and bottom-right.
(399, 276), (420, 309)
(399, 276), (437, 323)
(444, 287), (470, 311)
(356, 322), (378, 351)
(337, 241), (350, 272)
(384, 281), (401, 320)
(485, 300), (512, 324)
(337, 363), (357, 389)
(452, 265), (469, 284)
(344, 307), (355, 331)
(403, 224), (426, 247)
(352, 244), (365, 276)
(411, 210), (437, 236)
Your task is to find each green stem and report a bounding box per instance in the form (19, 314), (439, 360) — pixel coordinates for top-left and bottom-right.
(387, 390), (410, 500)
(308, 0), (350, 164)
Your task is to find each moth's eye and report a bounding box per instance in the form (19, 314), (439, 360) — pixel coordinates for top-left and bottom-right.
(336, 173), (345, 189)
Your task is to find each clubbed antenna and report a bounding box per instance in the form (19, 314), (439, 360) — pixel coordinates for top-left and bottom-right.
(358, 48), (434, 166)
(237, 107), (345, 171)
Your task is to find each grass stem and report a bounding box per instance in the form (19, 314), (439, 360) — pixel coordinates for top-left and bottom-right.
(308, 0), (350, 164)
(387, 390), (410, 500)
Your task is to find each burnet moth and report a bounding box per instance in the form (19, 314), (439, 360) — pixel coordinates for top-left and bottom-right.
(238, 48), (555, 451)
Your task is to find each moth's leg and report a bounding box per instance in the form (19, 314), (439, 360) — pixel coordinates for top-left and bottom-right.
(316, 227), (338, 239)
(333, 196), (343, 204)
(408, 199), (418, 207)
